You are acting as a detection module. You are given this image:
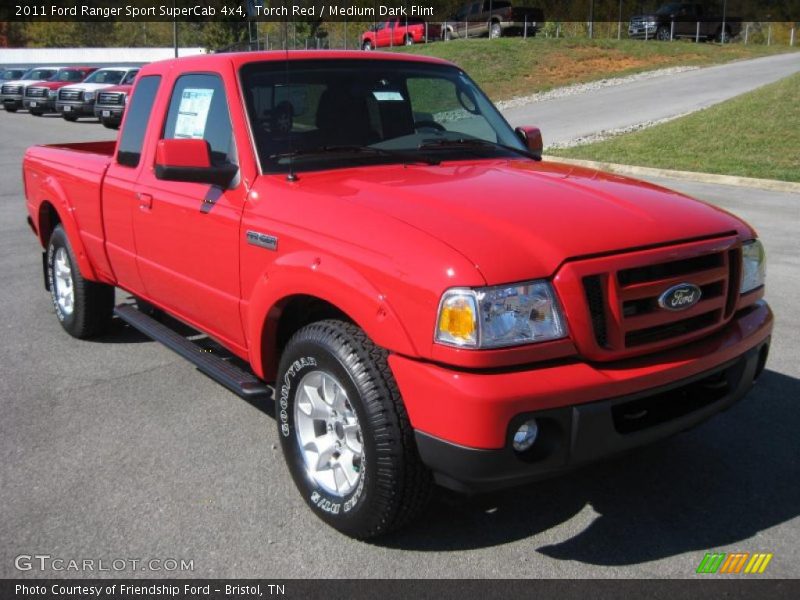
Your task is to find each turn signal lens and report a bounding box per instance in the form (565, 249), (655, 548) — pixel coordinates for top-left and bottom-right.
(436, 292), (478, 347)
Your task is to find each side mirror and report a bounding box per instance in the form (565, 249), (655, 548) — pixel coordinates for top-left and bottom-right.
(155, 138), (237, 188)
(514, 126), (543, 160)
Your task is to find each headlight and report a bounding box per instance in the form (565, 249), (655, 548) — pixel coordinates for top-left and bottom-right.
(436, 280), (567, 349)
(84, 91), (94, 101)
(741, 239), (766, 293)
(48, 89), (57, 98)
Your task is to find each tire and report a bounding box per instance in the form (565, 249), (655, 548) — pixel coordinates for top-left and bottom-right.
(362, 40), (373, 51)
(489, 22), (502, 39)
(101, 120), (119, 130)
(276, 319), (432, 539)
(656, 26), (671, 41)
(63, 114), (78, 122)
(47, 225), (114, 339)
(6, 106), (18, 113)
(716, 27), (731, 43)
(30, 110), (43, 116)
(443, 28), (453, 41)
(404, 34), (414, 46)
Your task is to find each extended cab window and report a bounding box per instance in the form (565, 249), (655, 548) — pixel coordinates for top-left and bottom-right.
(117, 75), (161, 167)
(163, 74), (236, 166)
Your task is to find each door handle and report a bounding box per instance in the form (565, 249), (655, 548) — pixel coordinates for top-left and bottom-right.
(138, 192), (153, 210)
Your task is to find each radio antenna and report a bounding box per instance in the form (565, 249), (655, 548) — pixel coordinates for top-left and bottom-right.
(284, 16), (297, 182)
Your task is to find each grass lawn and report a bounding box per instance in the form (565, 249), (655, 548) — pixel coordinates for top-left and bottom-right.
(395, 37), (798, 101)
(549, 72), (800, 182)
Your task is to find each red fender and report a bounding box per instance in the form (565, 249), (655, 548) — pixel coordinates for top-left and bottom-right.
(244, 250), (417, 379)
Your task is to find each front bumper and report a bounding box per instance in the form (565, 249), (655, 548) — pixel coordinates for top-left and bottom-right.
(94, 104), (124, 122)
(55, 100), (95, 116)
(1, 94), (24, 109)
(23, 97), (55, 112)
(390, 301), (772, 492)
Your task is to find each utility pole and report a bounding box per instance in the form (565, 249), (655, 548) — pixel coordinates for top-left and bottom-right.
(172, 0), (178, 57)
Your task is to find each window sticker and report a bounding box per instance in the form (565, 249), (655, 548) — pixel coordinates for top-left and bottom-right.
(372, 91), (404, 102)
(174, 88), (214, 139)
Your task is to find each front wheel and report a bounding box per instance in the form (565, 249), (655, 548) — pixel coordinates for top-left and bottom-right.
(276, 320), (432, 539)
(6, 106), (18, 113)
(362, 40), (373, 51)
(47, 225), (114, 338)
(489, 22), (502, 39)
(716, 27), (731, 43)
(101, 120), (119, 130)
(656, 26), (671, 41)
(63, 114), (78, 122)
(30, 110), (43, 116)
(404, 34), (414, 46)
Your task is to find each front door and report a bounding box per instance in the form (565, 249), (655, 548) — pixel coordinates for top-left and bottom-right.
(132, 72), (246, 350)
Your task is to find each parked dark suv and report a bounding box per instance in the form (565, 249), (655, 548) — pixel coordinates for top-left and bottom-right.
(629, 2), (741, 42)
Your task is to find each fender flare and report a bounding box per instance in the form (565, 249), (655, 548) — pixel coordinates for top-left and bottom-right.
(35, 176), (99, 281)
(245, 251), (417, 379)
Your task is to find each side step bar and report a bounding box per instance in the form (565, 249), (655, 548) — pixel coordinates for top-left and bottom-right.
(114, 304), (271, 400)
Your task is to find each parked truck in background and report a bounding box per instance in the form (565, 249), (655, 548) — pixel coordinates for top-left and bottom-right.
(22, 67), (97, 116)
(629, 2), (742, 41)
(1, 66), (59, 112)
(55, 66), (139, 122)
(93, 70), (139, 129)
(23, 51), (771, 539)
(361, 18), (441, 49)
(443, 0), (543, 39)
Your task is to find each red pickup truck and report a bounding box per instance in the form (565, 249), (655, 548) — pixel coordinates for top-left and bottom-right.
(361, 18), (440, 50)
(23, 51), (772, 539)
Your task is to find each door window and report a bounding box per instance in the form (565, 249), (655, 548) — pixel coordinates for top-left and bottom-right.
(163, 73), (237, 166)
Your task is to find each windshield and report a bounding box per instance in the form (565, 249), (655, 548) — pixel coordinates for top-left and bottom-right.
(2, 70), (26, 81)
(240, 59), (528, 173)
(121, 70), (139, 85)
(83, 70), (126, 85)
(56, 69), (87, 82)
(656, 3), (683, 15)
(23, 69), (57, 81)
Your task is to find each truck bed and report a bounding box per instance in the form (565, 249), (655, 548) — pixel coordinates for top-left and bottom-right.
(24, 140), (117, 283)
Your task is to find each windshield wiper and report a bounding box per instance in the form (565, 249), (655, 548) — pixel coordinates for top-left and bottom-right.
(417, 138), (540, 161)
(271, 145), (440, 166)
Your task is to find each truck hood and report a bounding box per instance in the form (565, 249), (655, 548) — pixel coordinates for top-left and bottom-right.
(99, 84), (133, 94)
(293, 159), (751, 284)
(63, 82), (120, 92)
(3, 79), (44, 87)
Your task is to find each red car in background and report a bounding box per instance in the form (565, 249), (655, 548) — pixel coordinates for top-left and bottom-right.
(93, 69), (138, 129)
(361, 18), (441, 50)
(22, 67), (97, 116)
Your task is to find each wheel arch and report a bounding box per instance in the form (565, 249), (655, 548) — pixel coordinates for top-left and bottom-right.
(246, 252), (418, 380)
(35, 191), (98, 281)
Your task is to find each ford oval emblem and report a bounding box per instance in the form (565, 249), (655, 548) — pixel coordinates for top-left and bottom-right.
(658, 283), (702, 311)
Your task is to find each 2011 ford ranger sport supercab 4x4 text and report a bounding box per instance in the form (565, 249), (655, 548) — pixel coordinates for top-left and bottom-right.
(23, 51), (772, 539)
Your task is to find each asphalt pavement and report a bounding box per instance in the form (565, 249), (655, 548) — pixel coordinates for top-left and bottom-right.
(504, 52), (800, 146)
(1, 100), (799, 579)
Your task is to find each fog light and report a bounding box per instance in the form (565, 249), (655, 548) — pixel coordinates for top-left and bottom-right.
(512, 419), (539, 452)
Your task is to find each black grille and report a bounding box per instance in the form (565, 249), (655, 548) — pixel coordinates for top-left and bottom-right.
(583, 276), (609, 348)
(58, 88), (82, 101)
(97, 92), (124, 105)
(2, 84), (22, 95)
(26, 86), (47, 98)
(618, 253), (724, 286)
(625, 310), (720, 348)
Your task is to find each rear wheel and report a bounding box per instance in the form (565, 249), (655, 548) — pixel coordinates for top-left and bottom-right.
(6, 106), (18, 113)
(489, 22), (502, 39)
(362, 40), (373, 51)
(63, 114), (78, 122)
(404, 34), (414, 46)
(101, 120), (119, 130)
(30, 110), (43, 116)
(716, 27), (731, 43)
(656, 26), (671, 41)
(276, 320), (432, 539)
(47, 225), (114, 339)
